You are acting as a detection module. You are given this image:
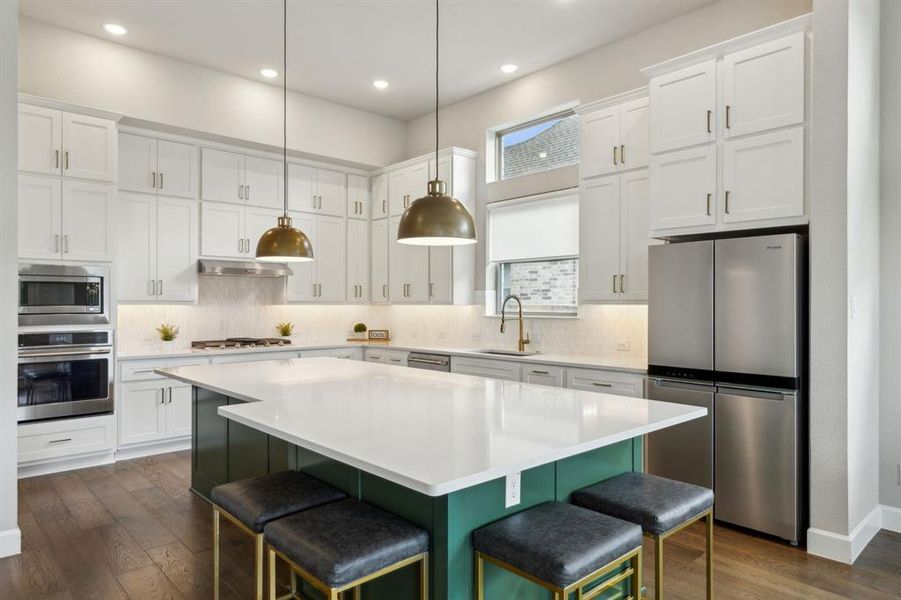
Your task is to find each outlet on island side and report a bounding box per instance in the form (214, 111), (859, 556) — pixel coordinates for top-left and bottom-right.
(505, 471), (521, 508)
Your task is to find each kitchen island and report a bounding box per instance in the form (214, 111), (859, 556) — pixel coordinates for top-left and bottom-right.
(159, 358), (705, 600)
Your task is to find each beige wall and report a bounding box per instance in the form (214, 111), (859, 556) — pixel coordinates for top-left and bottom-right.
(18, 18), (407, 168)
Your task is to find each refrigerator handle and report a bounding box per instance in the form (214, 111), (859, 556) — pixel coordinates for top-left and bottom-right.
(718, 387), (792, 402)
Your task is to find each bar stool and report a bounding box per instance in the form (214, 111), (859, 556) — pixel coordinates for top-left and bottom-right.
(264, 498), (429, 600)
(472, 502), (643, 600)
(211, 471), (346, 600)
(571, 472), (715, 600)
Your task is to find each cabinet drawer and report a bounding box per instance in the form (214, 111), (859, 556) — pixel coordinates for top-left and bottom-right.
(566, 368), (644, 398)
(364, 348), (407, 366)
(210, 351), (298, 364)
(330, 348), (363, 361)
(452, 357), (521, 381)
(19, 415), (114, 463)
(120, 356), (210, 381)
(522, 364), (566, 387)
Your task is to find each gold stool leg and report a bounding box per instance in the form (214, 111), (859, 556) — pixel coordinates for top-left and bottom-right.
(213, 507), (221, 600)
(255, 533), (265, 600)
(633, 549), (643, 600)
(706, 512), (714, 599)
(353, 586), (362, 600)
(420, 553), (429, 600)
(474, 552), (485, 600)
(655, 535), (664, 600)
(268, 547), (277, 600)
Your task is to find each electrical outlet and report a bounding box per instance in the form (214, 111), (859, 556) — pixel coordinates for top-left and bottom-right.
(616, 341), (631, 352)
(505, 471), (521, 508)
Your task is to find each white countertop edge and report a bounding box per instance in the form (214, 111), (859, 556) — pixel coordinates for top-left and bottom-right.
(216, 402), (707, 497)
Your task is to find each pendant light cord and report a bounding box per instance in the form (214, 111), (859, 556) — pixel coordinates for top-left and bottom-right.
(434, 0), (439, 171)
(282, 0), (288, 218)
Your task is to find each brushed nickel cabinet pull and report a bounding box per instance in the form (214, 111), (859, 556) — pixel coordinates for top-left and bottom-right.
(64, 151), (69, 170)
(239, 238), (243, 253)
(726, 105), (731, 129)
(532, 370), (550, 375)
(152, 172), (157, 188)
(54, 234), (60, 253)
(160, 389), (166, 404)
(620, 274), (625, 293)
(239, 184), (244, 200)
(725, 190), (731, 214)
(63, 234), (70, 254)
(612, 274), (617, 293)
(160, 172), (164, 189)
(150, 280), (156, 296)
(158, 280), (163, 295)
(54, 150), (59, 169)
(706, 110), (712, 133)
(49, 438), (72, 444)
(592, 382), (613, 388)
(429, 282), (434, 297)
(706, 193), (712, 216)
(382, 200), (387, 214)
(613, 146), (618, 166)
(620, 144), (625, 164)
(382, 284), (387, 298)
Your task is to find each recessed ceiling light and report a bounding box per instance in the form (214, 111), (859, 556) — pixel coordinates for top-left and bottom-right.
(259, 68), (279, 79)
(372, 80), (390, 90)
(500, 64), (519, 74)
(103, 23), (127, 36)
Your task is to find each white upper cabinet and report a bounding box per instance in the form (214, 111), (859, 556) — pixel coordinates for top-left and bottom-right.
(580, 95), (649, 180)
(155, 197), (198, 301)
(18, 175), (62, 260)
(579, 175), (622, 302)
(117, 192), (157, 301)
(120, 133), (198, 198)
(285, 211), (316, 301)
(723, 32), (805, 138)
(19, 104), (117, 182)
(288, 164), (316, 212)
(202, 148), (244, 204)
(650, 144), (716, 230)
(347, 174), (370, 219)
(316, 169), (347, 217)
(287, 164), (346, 217)
(619, 170), (652, 301)
(371, 218), (389, 303)
(346, 218), (369, 302)
(649, 60), (716, 154)
(371, 173), (389, 218)
(389, 161), (428, 216)
(244, 206), (282, 257)
(19, 105), (62, 176)
(61, 180), (115, 261)
(722, 126), (804, 223)
(243, 156), (282, 209)
(200, 201), (245, 258)
(285, 212), (346, 302)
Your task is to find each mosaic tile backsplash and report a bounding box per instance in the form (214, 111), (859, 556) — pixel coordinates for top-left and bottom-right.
(117, 276), (647, 361)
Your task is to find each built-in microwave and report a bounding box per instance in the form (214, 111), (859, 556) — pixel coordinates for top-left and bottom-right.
(18, 264), (109, 326)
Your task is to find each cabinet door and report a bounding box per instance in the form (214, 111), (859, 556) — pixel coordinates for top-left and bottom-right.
(61, 180), (115, 261)
(157, 196), (198, 302)
(388, 215), (406, 301)
(346, 218), (369, 303)
(244, 156), (282, 209)
(579, 175), (621, 302)
(429, 247), (453, 304)
(388, 170), (406, 217)
(722, 126), (804, 223)
(723, 32), (805, 138)
(649, 60), (716, 153)
(201, 148), (244, 204)
(287, 164), (315, 212)
(19, 105), (61, 176)
(316, 215), (347, 302)
(580, 106), (621, 179)
(201, 201), (244, 258)
(156, 139), (199, 199)
(244, 206), (283, 258)
(620, 97), (650, 170)
(285, 211), (316, 301)
(117, 192), (157, 301)
(566, 368), (643, 398)
(371, 218), (389, 303)
(118, 133), (157, 193)
(522, 365), (565, 387)
(18, 175), (62, 260)
(371, 173), (389, 218)
(451, 357), (521, 381)
(118, 382), (166, 446)
(619, 169), (651, 301)
(315, 168), (347, 217)
(165, 384), (193, 439)
(406, 245), (430, 303)
(61, 112), (117, 182)
(649, 144), (717, 230)
(347, 174), (370, 219)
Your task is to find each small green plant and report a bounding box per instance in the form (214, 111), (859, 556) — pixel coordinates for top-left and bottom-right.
(156, 323), (179, 342)
(276, 321), (295, 337)
(353, 323), (367, 334)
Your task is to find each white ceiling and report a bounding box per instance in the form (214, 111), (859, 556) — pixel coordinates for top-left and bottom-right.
(20, 0), (714, 121)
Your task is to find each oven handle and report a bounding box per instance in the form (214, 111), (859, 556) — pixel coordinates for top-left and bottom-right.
(18, 348), (112, 359)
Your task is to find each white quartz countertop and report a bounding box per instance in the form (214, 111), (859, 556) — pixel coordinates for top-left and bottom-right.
(121, 341), (647, 374)
(158, 358), (703, 496)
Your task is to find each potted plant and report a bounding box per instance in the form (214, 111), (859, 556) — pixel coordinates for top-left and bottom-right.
(276, 321), (295, 338)
(156, 323), (179, 342)
(353, 323), (367, 339)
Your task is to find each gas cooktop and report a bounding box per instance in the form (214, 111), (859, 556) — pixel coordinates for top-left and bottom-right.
(191, 337), (292, 350)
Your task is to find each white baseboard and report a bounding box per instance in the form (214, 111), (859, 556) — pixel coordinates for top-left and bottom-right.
(807, 504), (884, 564)
(18, 451), (115, 479)
(881, 504), (901, 533)
(115, 438), (190, 461)
(0, 527), (21, 558)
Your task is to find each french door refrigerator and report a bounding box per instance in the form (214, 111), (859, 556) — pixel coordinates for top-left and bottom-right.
(646, 233), (806, 545)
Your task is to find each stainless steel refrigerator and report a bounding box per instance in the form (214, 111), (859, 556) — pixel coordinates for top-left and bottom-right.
(647, 233), (806, 545)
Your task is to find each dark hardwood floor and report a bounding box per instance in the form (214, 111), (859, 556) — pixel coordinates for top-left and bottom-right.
(1, 450), (899, 599)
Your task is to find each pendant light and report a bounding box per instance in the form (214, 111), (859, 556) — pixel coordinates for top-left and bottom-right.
(257, 0), (314, 263)
(397, 0), (476, 246)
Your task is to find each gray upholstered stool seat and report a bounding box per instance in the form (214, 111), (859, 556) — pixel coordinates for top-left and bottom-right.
(473, 502), (642, 590)
(571, 472), (714, 536)
(211, 470), (347, 533)
(264, 498), (429, 589)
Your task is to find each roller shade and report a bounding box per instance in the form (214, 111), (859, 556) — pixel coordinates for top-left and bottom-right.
(488, 192), (579, 262)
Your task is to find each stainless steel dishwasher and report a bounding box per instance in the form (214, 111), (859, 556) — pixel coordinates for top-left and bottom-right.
(406, 352), (451, 372)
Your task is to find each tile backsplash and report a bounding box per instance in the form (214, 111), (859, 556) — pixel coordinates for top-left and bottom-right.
(117, 277), (647, 361)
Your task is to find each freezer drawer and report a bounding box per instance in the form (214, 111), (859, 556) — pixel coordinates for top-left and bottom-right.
(714, 234), (801, 386)
(646, 378), (714, 488)
(648, 241), (714, 377)
(714, 387), (800, 543)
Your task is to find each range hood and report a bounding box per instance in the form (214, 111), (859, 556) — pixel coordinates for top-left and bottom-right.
(198, 259), (293, 278)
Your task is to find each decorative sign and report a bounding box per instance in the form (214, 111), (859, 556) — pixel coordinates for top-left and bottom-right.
(368, 329), (390, 340)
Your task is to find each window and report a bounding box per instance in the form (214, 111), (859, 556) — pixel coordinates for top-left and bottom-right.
(488, 191), (579, 317)
(497, 111), (580, 180)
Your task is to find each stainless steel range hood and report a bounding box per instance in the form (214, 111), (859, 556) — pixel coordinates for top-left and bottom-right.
(198, 259), (293, 277)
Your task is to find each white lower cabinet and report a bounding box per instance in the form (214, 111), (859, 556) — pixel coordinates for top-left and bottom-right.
(565, 368), (644, 398)
(364, 348), (408, 366)
(522, 364), (566, 387)
(210, 351), (298, 364)
(165, 384), (193, 438)
(119, 380), (195, 447)
(18, 415), (115, 467)
(286, 212), (347, 302)
(452, 356), (521, 381)
(300, 348), (363, 360)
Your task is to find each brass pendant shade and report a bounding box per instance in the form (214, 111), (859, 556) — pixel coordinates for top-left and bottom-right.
(256, 215), (314, 262)
(397, 179), (476, 246)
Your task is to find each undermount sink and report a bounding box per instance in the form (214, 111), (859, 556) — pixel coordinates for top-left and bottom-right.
(474, 349), (541, 357)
